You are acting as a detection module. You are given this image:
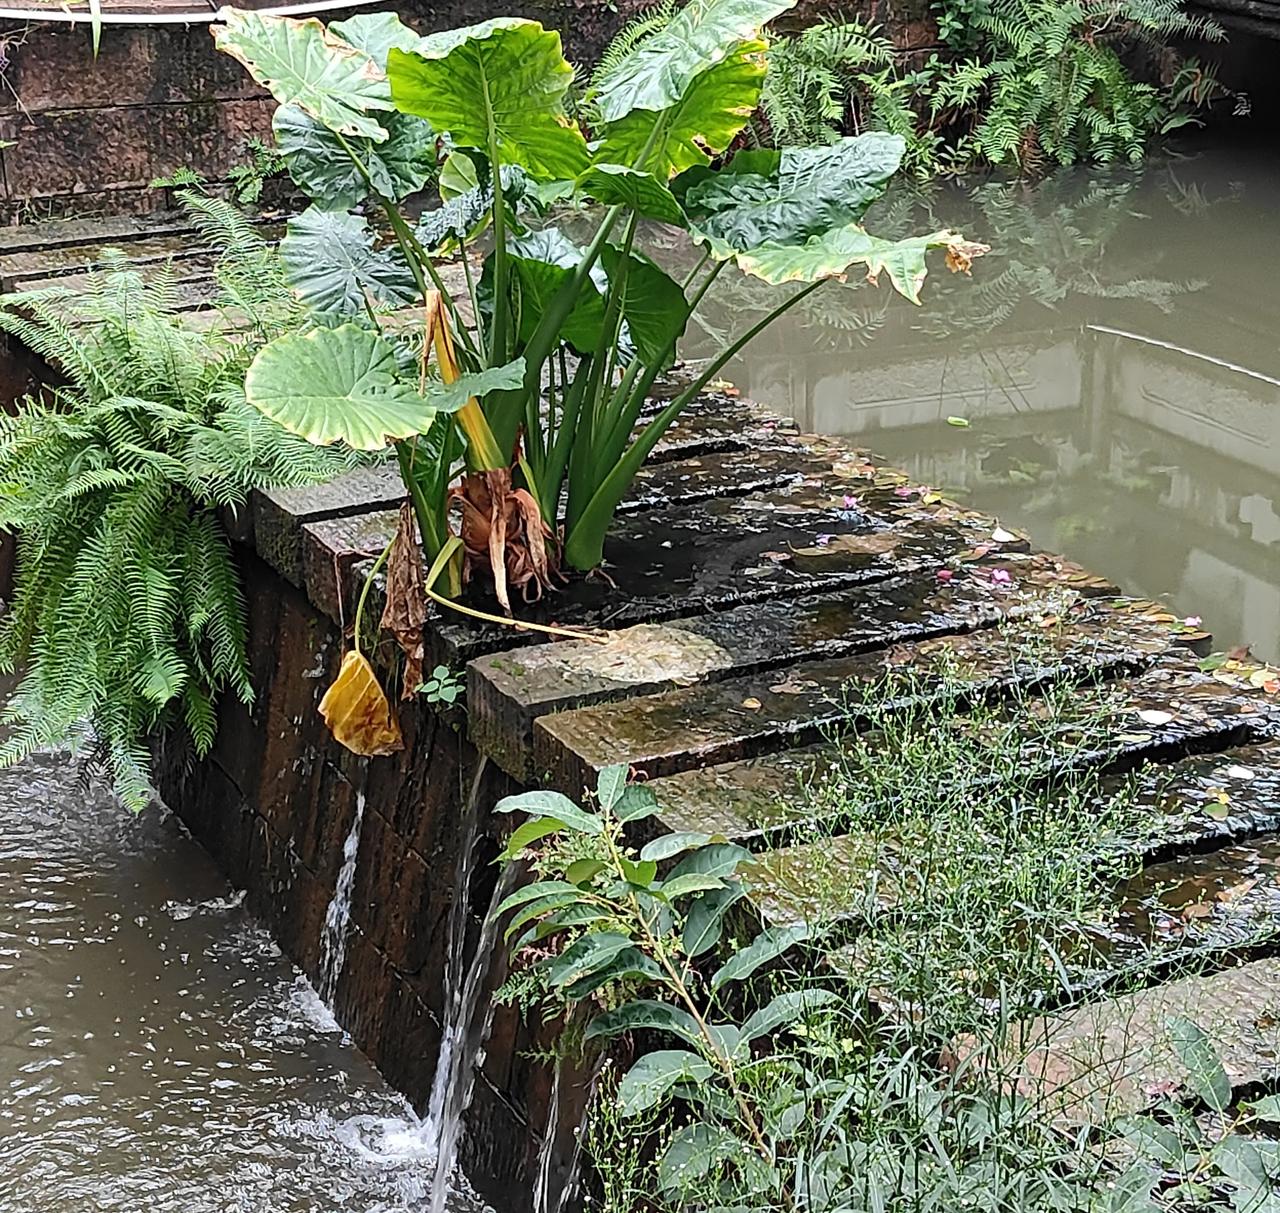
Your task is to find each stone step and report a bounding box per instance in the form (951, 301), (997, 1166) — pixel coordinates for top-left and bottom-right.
(293, 438), (810, 603)
(742, 738), (1280, 931)
(648, 669), (1280, 847)
(470, 552), (1110, 780)
(979, 956), (1280, 1122)
(533, 606), (1180, 797)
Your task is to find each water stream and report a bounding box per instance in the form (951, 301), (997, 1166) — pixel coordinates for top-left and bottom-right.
(0, 751), (485, 1213)
(428, 862), (522, 1213)
(318, 788), (367, 1008)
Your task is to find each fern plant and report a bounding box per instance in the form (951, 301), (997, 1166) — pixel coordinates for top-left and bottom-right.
(0, 194), (358, 808)
(934, 0), (1224, 169)
(756, 20), (894, 146)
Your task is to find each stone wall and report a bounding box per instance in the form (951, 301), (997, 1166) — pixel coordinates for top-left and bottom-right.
(0, 0), (938, 221)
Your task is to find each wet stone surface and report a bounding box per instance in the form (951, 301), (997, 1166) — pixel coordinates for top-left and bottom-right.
(533, 603), (1184, 797)
(470, 553), (1108, 780)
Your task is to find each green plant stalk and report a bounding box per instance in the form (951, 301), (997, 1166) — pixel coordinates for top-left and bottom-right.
(594, 811), (789, 1204)
(352, 536), (394, 655)
(394, 438), (461, 598)
(563, 276), (824, 570)
(482, 76), (510, 369)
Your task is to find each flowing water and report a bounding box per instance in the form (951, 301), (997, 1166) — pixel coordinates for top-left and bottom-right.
(0, 751), (485, 1213)
(680, 135), (1280, 662)
(317, 788), (367, 1007)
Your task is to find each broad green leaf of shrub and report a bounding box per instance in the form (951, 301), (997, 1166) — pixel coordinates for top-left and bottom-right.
(542, 931), (636, 990)
(596, 763), (628, 811)
(617, 1050), (715, 1117)
(214, 8), (391, 141)
(739, 988), (840, 1042)
(641, 831), (713, 862)
(280, 207), (416, 316)
(593, 40), (768, 181)
(735, 225), (975, 301)
(388, 19), (589, 180)
(683, 884), (744, 956)
(614, 783), (660, 823)
(579, 166), (685, 224)
(561, 947), (665, 1000)
(494, 788), (604, 834)
(657, 1123), (749, 1194)
(1168, 1016), (1232, 1112)
(709, 922), (810, 992)
(674, 134), (906, 257)
(591, 0), (793, 121)
(245, 325), (450, 450)
(273, 106), (436, 210)
(585, 999), (703, 1046)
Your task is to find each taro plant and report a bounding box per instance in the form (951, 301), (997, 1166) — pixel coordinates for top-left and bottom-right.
(213, 2), (984, 615)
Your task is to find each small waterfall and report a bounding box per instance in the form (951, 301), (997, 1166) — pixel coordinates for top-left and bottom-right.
(427, 860), (522, 1213)
(424, 757), (489, 1136)
(317, 788), (366, 1008)
(533, 1050), (604, 1213)
(531, 1056), (565, 1213)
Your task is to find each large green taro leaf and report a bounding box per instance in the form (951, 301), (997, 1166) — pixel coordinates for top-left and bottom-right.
(484, 228), (609, 352)
(279, 207), (416, 317)
(736, 225), (975, 301)
(674, 134), (905, 256)
(592, 41), (767, 181)
(600, 245), (688, 364)
(274, 106), (436, 210)
(213, 8), (391, 141)
(579, 166), (685, 225)
(328, 11), (419, 62)
(591, 0), (793, 122)
(244, 324), (443, 450)
(387, 18), (589, 181)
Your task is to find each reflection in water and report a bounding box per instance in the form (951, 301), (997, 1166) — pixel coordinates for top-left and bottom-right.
(0, 751), (484, 1213)
(678, 139), (1280, 661)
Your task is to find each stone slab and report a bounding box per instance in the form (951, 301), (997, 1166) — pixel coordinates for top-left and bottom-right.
(286, 442), (805, 597)
(533, 606), (1181, 796)
(987, 957), (1280, 1122)
(470, 552), (1102, 780)
(428, 479), (1019, 670)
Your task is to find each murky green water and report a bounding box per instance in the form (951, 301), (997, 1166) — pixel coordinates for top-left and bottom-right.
(683, 137), (1280, 662)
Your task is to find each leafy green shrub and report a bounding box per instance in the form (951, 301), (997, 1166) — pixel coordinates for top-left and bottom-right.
(934, 0), (1224, 170)
(746, 1), (1226, 175)
(0, 194), (360, 807)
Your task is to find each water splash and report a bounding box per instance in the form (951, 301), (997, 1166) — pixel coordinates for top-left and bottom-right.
(317, 789), (366, 1008)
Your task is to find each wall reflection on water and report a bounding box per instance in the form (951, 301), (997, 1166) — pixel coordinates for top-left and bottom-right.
(679, 141), (1280, 661)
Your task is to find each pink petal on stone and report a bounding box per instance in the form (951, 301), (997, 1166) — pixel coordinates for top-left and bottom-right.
(894, 486), (916, 497)
(935, 569), (954, 582)
(990, 568), (1011, 584)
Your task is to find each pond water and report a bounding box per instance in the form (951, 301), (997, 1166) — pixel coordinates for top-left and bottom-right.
(0, 748), (484, 1213)
(682, 135), (1280, 663)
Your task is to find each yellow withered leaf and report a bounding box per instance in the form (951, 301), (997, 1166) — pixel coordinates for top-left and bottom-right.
(318, 650), (404, 756)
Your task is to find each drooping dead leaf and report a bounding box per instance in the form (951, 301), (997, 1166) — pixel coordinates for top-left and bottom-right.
(318, 650), (404, 756)
(791, 531), (902, 558)
(380, 502), (428, 699)
(945, 239), (990, 275)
